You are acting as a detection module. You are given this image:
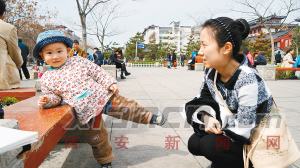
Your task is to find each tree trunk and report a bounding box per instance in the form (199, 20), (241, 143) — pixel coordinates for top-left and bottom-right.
(296, 43), (299, 57)
(266, 27), (275, 65)
(101, 31), (104, 53)
(81, 15), (87, 53)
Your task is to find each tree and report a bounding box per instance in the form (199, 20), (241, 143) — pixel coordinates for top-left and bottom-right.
(292, 26), (300, 57)
(102, 41), (118, 59)
(144, 39), (167, 61)
(75, 0), (109, 53)
(240, 39), (251, 53)
(184, 35), (200, 57)
(124, 32), (144, 61)
(88, 1), (125, 53)
(233, 0), (300, 65)
(3, 0), (55, 62)
(162, 32), (177, 52)
(249, 31), (272, 60)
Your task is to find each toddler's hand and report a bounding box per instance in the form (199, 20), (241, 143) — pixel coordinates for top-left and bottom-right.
(38, 95), (50, 108)
(109, 84), (119, 94)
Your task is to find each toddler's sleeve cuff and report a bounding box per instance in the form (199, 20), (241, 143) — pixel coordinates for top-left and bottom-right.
(42, 101), (51, 109)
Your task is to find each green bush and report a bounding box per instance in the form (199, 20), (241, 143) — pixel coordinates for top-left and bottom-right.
(275, 71), (296, 80)
(0, 97), (19, 107)
(131, 61), (163, 64)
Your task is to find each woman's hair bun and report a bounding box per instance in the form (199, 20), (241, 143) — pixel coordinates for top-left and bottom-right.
(236, 19), (250, 40)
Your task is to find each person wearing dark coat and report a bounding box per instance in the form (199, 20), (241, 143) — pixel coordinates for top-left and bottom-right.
(254, 53), (267, 67)
(109, 48), (130, 79)
(275, 51), (281, 65)
(166, 51), (171, 68)
(0, 102), (4, 119)
(93, 48), (104, 66)
(181, 53), (185, 67)
(18, 37), (30, 80)
(171, 51), (177, 69)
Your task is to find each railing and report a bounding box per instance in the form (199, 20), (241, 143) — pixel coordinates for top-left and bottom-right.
(131, 63), (164, 68)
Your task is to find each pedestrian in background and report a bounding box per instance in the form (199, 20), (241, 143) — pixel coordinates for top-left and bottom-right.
(110, 48), (131, 79)
(294, 54), (300, 68)
(281, 49), (295, 68)
(242, 47), (254, 66)
(275, 51), (282, 65)
(195, 54), (203, 63)
(181, 53), (185, 67)
(87, 53), (94, 62)
(104, 57), (108, 65)
(254, 53), (267, 67)
(0, 0), (23, 90)
(93, 47), (104, 66)
(69, 40), (86, 58)
(171, 50), (177, 69)
(191, 49), (197, 58)
(167, 50), (171, 68)
(18, 37), (30, 80)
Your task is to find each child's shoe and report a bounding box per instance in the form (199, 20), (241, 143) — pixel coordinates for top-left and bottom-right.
(150, 114), (166, 126)
(100, 162), (112, 168)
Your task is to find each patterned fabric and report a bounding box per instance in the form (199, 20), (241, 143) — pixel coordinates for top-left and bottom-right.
(41, 56), (117, 125)
(193, 54), (273, 144)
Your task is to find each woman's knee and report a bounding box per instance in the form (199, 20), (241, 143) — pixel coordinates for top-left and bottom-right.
(188, 133), (203, 156)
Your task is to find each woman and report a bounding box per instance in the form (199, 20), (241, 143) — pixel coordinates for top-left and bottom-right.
(185, 17), (273, 168)
(109, 48), (131, 79)
(281, 49), (295, 68)
(242, 47), (254, 66)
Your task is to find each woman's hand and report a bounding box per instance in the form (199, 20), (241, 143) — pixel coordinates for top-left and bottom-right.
(203, 114), (223, 134)
(38, 95), (50, 108)
(109, 84), (119, 94)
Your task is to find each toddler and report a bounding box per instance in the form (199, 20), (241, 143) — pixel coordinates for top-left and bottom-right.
(34, 30), (166, 168)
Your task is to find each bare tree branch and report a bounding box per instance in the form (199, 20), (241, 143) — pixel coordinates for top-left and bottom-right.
(233, 0), (300, 65)
(86, 0), (110, 15)
(262, 0), (275, 17)
(87, 1), (128, 52)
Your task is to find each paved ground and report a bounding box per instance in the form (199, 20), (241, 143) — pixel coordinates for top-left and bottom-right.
(20, 66), (300, 168)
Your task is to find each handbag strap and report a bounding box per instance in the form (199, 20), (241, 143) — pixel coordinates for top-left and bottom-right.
(243, 123), (266, 168)
(213, 71), (233, 116)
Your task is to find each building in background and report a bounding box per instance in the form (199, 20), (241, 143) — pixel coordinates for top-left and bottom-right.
(142, 21), (191, 54)
(191, 25), (202, 41)
(247, 14), (298, 50)
(55, 25), (82, 44)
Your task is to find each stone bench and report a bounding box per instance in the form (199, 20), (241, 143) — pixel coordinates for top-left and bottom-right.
(4, 96), (75, 168)
(101, 65), (117, 79)
(0, 87), (36, 101)
(256, 65), (276, 81)
(195, 63), (204, 71)
(187, 64), (195, 70)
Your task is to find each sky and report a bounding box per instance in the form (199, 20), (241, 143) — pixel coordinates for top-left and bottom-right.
(40, 0), (300, 48)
